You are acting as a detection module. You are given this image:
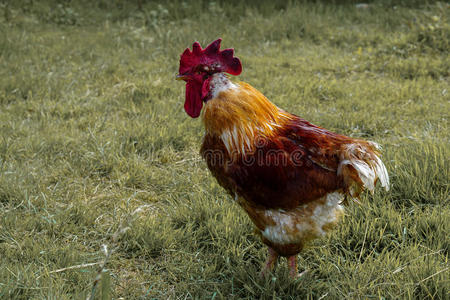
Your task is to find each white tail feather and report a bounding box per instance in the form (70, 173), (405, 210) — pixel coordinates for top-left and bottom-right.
(339, 143), (390, 193)
(373, 155), (390, 191)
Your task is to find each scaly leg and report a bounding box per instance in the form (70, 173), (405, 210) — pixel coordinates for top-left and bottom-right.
(260, 247), (279, 278)
(287, 255), (307, 279)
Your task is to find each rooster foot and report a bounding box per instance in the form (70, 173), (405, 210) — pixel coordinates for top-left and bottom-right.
(260, 247), (279, 278)
(287, 255), (307, 279)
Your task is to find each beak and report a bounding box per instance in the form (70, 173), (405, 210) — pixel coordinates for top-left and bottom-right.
(176, 74), (189, 81)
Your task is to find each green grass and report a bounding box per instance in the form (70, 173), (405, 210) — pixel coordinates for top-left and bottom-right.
(0, 0), (448, 299)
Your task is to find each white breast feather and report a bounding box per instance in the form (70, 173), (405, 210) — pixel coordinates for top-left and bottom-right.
(261, 192), (344, 245)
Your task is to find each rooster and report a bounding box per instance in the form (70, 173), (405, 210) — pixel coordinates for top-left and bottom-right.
(176, 39), (389, 278)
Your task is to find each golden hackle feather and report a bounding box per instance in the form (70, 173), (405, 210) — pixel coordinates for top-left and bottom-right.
(202, 82), (293, 155)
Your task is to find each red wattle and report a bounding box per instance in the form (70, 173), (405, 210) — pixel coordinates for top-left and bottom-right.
(184, 81), (203, 118)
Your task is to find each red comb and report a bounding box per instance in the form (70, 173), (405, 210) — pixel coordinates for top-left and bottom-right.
(179, 38), (242, 76)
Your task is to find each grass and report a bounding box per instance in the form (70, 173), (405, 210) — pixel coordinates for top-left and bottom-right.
(0, 0), (448, 298)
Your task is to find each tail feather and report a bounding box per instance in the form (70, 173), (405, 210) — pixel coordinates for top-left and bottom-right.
(338, 142), (389, 198)
(373, 154), (390, 191)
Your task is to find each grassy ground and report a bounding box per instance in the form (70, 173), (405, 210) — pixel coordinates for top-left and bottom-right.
(0, 0), (448, 299)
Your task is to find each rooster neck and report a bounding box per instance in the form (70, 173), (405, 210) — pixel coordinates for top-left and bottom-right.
(202, 76), (293, 155)
(207, 73), (237, 100)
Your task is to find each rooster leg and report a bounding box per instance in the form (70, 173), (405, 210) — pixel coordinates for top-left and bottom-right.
(287, 255), (307, 279)
(260, 247), (279, 278)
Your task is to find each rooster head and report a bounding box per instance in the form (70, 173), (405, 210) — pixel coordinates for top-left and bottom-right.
(177, 38), (242, 118)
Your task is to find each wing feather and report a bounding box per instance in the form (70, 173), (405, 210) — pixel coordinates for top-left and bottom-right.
(201, 115), (389, 209)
